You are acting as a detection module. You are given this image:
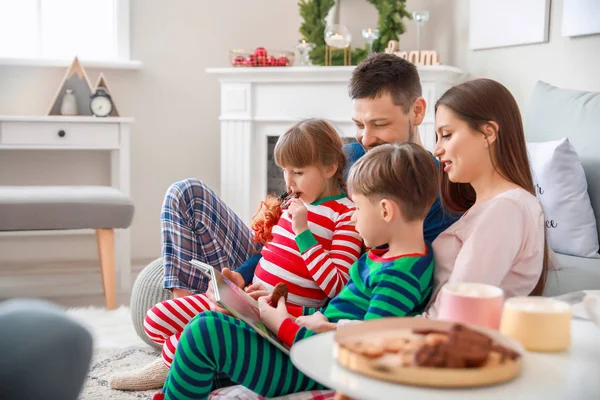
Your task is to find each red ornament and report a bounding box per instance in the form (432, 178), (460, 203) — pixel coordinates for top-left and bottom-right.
(245, 55), (257, 67)
(258, 57), (269, 67)
(254, 47), (268, 58)
(277, 56), (290, 67)
(267, 56), (277, 66)
(233, 56), (246, 67)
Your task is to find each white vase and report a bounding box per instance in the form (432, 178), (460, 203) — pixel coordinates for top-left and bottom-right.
(60, 89), (78, 116)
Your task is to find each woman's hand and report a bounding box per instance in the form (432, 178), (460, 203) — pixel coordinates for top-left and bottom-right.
(287, 198), (309, 235)
(295, 311), (336, 333)
(258, 295), (290, 333)
(245, 283), (271, 300)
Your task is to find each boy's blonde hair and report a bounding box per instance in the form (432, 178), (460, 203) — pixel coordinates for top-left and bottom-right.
(274, 118), (347, 192)
(347, 143), (438, 221)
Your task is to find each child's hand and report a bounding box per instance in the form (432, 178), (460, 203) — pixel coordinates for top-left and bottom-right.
(205, 281), (232, 316)
(287, 198), (309, 235)
(296, 311), (336, 333)
(258, 295), (289, 333)
(245, 283), (270, 300)
(222, 268), (245, 289)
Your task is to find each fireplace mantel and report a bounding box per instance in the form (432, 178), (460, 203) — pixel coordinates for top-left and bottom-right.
(206, 65), (465, 224)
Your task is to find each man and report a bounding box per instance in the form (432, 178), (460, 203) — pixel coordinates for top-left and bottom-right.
(111, 53), (458, 390)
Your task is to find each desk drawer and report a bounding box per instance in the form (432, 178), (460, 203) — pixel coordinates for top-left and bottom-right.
(0, 122), (119, 148)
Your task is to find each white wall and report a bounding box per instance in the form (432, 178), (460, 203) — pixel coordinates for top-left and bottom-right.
(0, 0), (302, 271)
(449, 0), (600, 113)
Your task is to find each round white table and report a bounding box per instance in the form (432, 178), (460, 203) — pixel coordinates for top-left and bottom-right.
(290, 319), (600, 400)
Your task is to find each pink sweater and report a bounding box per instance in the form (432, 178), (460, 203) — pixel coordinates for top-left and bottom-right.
(427, 188), (545, 317)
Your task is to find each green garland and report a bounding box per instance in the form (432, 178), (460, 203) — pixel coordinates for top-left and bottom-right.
(298, 0), (411, 66)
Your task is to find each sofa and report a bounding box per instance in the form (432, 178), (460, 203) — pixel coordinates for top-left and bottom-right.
(525, 81), (600, 296)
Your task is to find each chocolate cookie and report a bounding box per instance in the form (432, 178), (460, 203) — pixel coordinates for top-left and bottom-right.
(271, 282), (288, 304)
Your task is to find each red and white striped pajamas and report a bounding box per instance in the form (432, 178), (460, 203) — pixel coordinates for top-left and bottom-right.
(145, 194), (362, 367)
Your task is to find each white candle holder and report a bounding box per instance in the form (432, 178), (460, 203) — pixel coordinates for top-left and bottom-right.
(324, 24), (352, 66)
(361, 28), (380, 56)
(411, 10), (430, 52)
(295, 39), (316, 66)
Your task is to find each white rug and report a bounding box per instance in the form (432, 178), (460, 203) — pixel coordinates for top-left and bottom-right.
(67, 306), (161, 400)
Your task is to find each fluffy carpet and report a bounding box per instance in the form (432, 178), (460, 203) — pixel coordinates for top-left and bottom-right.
(67, 306), (161, 400)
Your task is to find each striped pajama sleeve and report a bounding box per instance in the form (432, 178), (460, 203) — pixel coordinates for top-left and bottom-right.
(295, 210), (362, 298)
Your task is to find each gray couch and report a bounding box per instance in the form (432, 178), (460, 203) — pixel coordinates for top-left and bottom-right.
(525, 81), (600, 296)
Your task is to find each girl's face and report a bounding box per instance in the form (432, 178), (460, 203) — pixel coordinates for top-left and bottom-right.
(281, 164), (336, 204)
(433, 105), (490, 183)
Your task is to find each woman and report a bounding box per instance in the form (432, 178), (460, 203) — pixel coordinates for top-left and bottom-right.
(428, 78), (549, 315)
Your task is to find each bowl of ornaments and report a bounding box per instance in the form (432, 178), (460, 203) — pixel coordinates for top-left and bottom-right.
(230, 47), (294, 67)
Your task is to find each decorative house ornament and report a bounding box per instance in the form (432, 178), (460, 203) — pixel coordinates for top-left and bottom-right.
(92, 73), (120, 117)
(47, 56), (94, 116)
(385, 40), (441, 66)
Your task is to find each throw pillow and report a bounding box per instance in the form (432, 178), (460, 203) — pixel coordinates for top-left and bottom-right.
(527, 138), (600, 258)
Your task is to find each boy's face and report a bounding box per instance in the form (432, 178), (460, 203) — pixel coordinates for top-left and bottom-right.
(352, 92), (425, 150)
(350, 194), (388, 248)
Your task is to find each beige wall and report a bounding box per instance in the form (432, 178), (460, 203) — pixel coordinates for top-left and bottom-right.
(0, 0), (302, 267)
(449, 0), (600, 112)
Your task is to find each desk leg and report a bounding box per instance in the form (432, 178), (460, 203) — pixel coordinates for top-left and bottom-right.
(112, 124), (132, 293)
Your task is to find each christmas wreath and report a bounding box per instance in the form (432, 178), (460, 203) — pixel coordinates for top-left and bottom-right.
(298, 0), (411, 66)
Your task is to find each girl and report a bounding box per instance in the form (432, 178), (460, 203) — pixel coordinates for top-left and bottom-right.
(113, 119), (362, 390)
(427, 78), (549, 315)
(153, 142), (439, 400)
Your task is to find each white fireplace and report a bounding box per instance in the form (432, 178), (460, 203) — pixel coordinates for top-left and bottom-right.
(206, 65), (465, 224)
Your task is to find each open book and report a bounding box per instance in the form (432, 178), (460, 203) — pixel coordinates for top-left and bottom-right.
(190, 260), (290, 355)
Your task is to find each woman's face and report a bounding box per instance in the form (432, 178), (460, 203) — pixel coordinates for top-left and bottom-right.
(433, 105), (491, 183)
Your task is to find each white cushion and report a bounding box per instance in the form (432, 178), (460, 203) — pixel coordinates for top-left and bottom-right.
(527, 138), (600, 258)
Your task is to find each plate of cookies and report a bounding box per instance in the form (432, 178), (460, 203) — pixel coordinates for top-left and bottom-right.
(334, 318), (523, 388)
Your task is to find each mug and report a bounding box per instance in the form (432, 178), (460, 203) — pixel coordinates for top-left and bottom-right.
(437, 282), (504, 329)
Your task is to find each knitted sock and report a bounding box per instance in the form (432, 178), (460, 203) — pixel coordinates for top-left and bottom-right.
(109, 358), (169, 391)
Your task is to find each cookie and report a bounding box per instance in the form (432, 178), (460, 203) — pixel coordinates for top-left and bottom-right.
(271, 282), (288, 304)
(279, 191), (299, 210)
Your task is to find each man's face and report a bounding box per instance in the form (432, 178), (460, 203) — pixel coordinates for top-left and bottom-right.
(352, 92), (415, 150)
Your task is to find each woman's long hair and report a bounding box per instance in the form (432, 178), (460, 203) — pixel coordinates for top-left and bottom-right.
(435, 79), (548, 295)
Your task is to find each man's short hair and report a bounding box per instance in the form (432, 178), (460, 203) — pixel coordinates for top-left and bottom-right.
(348, 53), (422, 113)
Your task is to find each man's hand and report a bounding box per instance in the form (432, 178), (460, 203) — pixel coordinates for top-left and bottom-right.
(287, 198), (309, 235)
(258, 295), (290, 333)
(245, 282), (271, 300)
(295, 311), (337, 333)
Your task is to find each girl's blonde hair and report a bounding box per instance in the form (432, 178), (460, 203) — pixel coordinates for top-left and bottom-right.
(251, 119), (347, 245)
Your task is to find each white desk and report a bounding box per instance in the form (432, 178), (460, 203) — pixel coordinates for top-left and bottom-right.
(291, 319), (600, 400)
(0, 115), (134, 291)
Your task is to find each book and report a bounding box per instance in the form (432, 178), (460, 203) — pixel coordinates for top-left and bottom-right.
(190, 260), (290, 355)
